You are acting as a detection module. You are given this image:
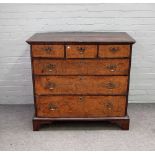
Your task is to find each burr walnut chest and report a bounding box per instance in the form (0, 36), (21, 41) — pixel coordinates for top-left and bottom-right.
(26, 32), (135, 131)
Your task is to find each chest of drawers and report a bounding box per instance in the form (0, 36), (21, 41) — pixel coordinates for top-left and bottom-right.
(26, 32), (135, 131)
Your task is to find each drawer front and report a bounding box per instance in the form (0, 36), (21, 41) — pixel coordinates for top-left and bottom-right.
(35, 76), (128, 95)
(36, 96), (126, 117)
(99, 45), (130, 58)
(33, 59), (129, 75)
(32, 45), (64, 58)
(66, 45), (97, 58)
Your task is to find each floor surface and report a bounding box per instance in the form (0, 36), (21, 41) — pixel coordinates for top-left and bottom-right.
(0, 104), (155, 151)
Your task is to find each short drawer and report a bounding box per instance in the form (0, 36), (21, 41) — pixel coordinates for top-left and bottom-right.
(36, 96), (126, 117)
(32, 45), (64, 58)
(35, 76), (128, 95)
(99, 45), (130, 58)
(33, 59), (129, 75)
(66, 45), (97, 58)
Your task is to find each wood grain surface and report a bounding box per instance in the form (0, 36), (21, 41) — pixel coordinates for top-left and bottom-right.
(27, 32), (135, 44)
(66, 45), (97, 58)
(32, 45), (64, 58)
(36, 95), (126, 117)
(99, 45), (130, 58)
(35, 76), (128, 95)
(33, 59), (129, 75)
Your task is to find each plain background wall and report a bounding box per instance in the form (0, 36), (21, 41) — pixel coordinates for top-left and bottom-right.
(0, 3), (155, 104)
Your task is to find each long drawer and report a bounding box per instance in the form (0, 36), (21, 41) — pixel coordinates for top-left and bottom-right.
(33, 59), (129, 75)
(36, 96), (126, 117)
(35, 76), (128, 95)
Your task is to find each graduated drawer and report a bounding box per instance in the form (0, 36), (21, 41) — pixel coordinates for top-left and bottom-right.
(35, 76), (128, 95)
(99, 45), (130, 58)
(66, 45), (97, 58)
(33, 59), (129, 75)
(32, 45), (64, 58)
(36, 96), (126, 117)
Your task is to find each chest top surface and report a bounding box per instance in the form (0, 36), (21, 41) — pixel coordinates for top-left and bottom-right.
(26, 32), (135, 44)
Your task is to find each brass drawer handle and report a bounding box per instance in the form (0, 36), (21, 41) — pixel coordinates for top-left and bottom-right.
(106, 102), (113, 110)
(79, 76), (84, 80)
(109, 47), (119, 53)
(43, 47), (53, 54)
(77, 47), (86, 54)
(45, 82), (55, 90)
(48, 104), (57, 111)
(79, 96), (85, 102)
(106, 64), (117, 72)
(104, 82), (117, 89)
(46, 64), (56, 72)
(44, 47), (53, 51)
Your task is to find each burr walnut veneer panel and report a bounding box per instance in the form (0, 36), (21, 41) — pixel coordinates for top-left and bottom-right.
(36, 96), (126, 117)
(99, 45), (130, 58)
(32, 45), (64, 58)
(35, 76), (128, 95)
(33, 59), (129, 75)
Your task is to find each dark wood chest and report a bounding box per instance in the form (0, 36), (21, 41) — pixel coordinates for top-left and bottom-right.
(26, 32), (135, 131)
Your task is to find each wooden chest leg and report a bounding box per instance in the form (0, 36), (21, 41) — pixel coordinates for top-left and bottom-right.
(33, 117), (54, 131)
(33, 119), (41, 131)
(110, 118), (130, 130)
